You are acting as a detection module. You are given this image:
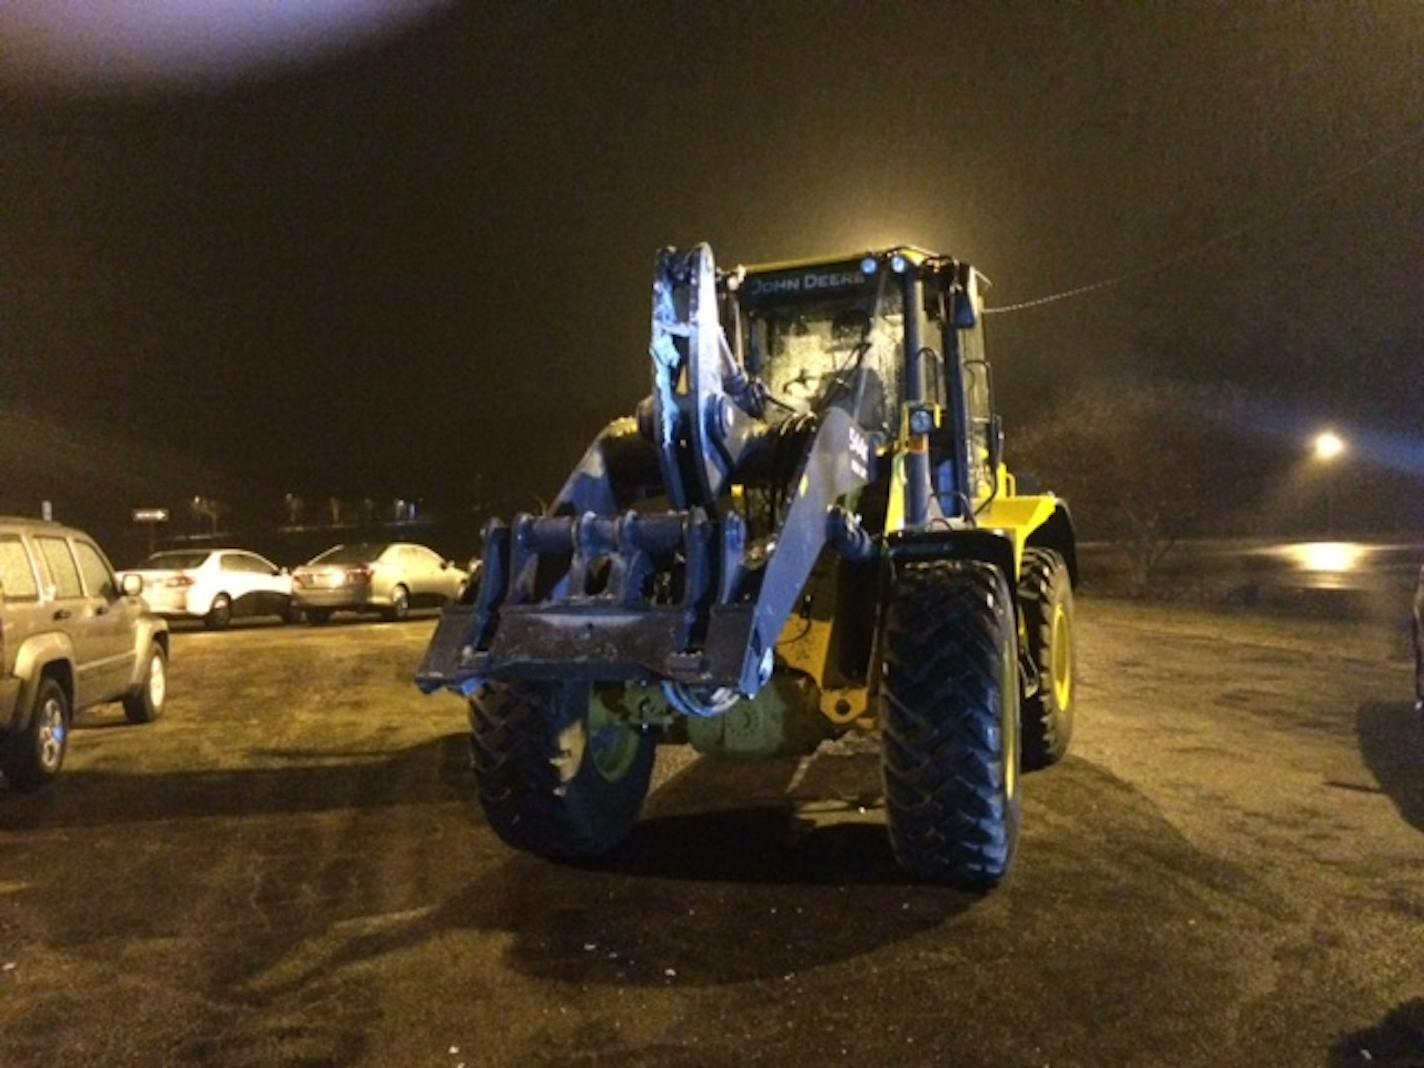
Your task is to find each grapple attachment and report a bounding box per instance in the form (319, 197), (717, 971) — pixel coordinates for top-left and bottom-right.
(417, 507), (755, 693)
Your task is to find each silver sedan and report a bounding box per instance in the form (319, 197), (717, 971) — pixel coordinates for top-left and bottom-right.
(292, 542), (467, 624)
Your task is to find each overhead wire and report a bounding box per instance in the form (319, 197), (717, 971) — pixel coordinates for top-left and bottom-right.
(983, 122), (1424, 317)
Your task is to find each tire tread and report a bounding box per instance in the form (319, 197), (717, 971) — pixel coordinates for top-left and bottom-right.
(1019, 547), (1074, 769)
(879, 559), (1020, 888)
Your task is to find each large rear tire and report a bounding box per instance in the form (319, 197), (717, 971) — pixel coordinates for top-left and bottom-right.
(470, 680), (655, 859)
(1019, 547), (1076, 770)
(879, 559), (1021, 888)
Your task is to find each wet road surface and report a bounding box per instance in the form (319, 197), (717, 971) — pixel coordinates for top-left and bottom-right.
(1, 603), (1421, 1067)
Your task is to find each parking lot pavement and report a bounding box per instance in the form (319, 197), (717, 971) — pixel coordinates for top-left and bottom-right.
(1, 604), (1422, 1067)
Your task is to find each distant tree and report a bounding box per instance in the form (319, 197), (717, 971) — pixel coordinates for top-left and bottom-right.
(188, 495), (228, 535)
(1013, 380), (1252, 592)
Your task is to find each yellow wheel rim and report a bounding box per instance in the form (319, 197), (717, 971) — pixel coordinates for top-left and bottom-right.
(1050, 603), (1073, 710)
(587, 691), (642, 783)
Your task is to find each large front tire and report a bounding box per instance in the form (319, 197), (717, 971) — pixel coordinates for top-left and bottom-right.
(470, 681), (655, 859)
(1019, 548), (1076, 770)
(879, 559), (1021, 888)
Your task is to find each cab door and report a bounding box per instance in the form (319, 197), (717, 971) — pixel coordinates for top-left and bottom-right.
(219, 553), (266, 618)
(71, 539), (136, 701)
(0, 534), (45, 696)
(407, 546), (455, 606)
(33, 536), (114, 707)
(227, 552), (290, 617)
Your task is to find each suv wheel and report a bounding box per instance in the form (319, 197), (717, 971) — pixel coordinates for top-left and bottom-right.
(205, 593), (232, 630)
(384, 585), (410, 622)
(2, 677), (70, 791)
(123, 644), (167, 724)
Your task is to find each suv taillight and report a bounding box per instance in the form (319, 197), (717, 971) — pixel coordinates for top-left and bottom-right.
(345, 567), (373, 584)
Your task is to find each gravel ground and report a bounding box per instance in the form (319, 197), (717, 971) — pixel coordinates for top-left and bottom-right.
(1, 601), (1421, 1067)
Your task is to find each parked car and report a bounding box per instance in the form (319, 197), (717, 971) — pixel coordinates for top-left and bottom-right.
(0, 516), (168, 790)
(1414, 563), (1423, 716)
(293, 542), (467, 624)
(125, 548), (297, 629)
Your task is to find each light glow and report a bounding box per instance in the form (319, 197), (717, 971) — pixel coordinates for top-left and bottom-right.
(1313, 431), (1346, 462)
(0, 1), (449, 90)
(1282, 541), (1366, 574)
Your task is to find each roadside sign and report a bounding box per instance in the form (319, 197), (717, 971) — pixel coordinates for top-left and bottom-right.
(132, 508), (170, 523)
(41, 500), (52, 521)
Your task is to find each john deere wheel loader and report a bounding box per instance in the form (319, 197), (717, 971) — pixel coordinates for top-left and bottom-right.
(417, 244), (1077, 888)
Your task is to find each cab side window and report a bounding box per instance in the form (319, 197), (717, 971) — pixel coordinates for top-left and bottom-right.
(73, 541), (119, 600)
(0, 536), (39, 602)
(37, 537), (83, 600)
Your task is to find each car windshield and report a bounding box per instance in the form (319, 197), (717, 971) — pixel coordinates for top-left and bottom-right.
(311, 543), (387, 565)
(139, 551), (210, 570)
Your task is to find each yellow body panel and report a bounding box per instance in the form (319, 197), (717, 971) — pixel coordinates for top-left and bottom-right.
(977, 481), (1062, 579)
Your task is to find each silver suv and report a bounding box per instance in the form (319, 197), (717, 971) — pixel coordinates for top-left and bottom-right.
(0, 517), (169, 791)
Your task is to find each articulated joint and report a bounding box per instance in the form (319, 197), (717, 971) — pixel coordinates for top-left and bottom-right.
(825, 506), (878, 561)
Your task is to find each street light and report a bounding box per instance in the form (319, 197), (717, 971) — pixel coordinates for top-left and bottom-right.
(1314, 431), (1346, 462)
(1311, 431), (1347, 535)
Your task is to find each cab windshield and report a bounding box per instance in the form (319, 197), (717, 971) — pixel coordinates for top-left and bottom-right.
(743, 281), (904, 435)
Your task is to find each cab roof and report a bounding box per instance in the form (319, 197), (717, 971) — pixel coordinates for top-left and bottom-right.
(740, 245), (943, 275)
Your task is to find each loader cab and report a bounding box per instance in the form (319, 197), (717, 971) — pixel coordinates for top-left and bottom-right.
(731, 248), (999, 522)
(734, 253), (917, 436)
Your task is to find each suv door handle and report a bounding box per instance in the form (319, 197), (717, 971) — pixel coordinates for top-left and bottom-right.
(95, 604), (109, 616)
(53, 608), (72, 621)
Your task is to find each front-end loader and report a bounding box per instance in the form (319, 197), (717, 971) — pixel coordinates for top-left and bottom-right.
(417, 243), (1077, 887)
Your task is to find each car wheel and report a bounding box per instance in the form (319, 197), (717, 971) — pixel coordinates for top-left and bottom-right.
(305, 608), (332, 625)
(384, 585), (410, 622)
(282, 598), (303, 624)
(123, 644), (167, 724)
(1, 677), (70, 791)
(205, 593), (232, 630)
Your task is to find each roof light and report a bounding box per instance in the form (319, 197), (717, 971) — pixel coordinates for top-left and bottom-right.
(860, 256), (878, 276)
(890, 253), (908, 274)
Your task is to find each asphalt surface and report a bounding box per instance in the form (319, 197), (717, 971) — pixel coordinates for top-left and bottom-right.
(1, 602), (1422, 1067)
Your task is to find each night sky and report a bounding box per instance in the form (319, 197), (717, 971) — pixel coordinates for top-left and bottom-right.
(3, 2), (1422, 529)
